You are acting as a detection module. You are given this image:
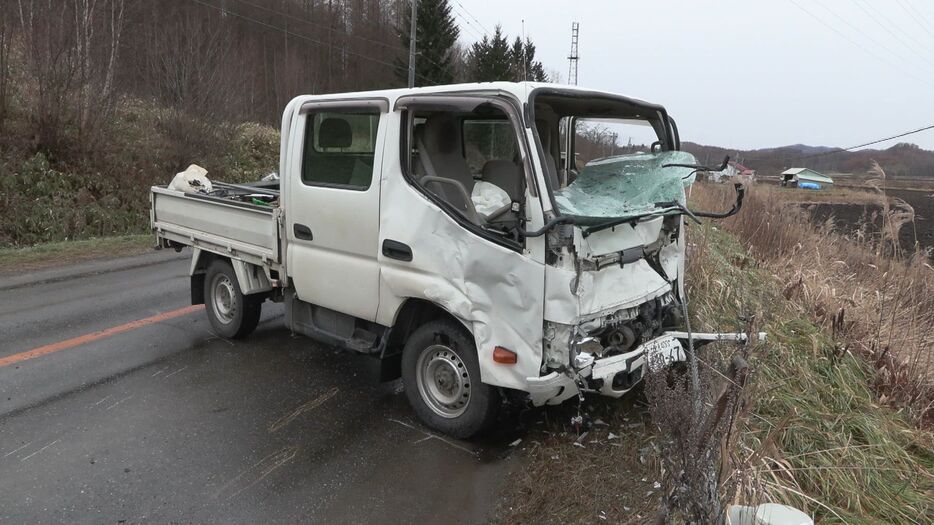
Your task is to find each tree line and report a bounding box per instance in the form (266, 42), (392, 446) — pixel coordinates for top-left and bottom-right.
(1, 0), (550, 155)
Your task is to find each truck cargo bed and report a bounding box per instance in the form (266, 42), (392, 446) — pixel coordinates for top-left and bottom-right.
(151, 185), (281, 268)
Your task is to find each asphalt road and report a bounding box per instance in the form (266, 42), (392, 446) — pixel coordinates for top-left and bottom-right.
(0, 250), (516, 523)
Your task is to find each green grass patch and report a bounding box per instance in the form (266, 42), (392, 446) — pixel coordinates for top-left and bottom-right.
(0, 234), (154, 274)
(690, 225), (934, 524)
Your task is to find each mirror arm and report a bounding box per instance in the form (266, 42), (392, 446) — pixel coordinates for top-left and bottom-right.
(691, 183), (746, 219)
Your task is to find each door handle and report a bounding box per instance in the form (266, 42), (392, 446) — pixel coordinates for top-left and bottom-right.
(293, 223), (313, 240)
(382, 239), (413, 262)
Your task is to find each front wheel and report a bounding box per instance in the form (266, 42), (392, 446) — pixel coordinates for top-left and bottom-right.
(204, 259), (262, 339)
(401, 319), (499, 438)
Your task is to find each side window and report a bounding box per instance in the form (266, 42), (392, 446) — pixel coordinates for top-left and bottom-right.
(404, 105), (525, 238)
(301, 110), (380, 190)
(462, 119), (518, 176)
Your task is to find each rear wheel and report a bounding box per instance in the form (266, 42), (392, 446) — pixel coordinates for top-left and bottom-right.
(204, 259), (262, 339)
(401, 319), (499, 438)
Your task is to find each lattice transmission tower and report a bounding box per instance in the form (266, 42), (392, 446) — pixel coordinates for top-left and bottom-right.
(567, 22), (580, 85)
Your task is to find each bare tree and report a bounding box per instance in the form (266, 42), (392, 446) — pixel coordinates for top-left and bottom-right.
(15, 0), (125, 151)
(0, 9), (13, 130)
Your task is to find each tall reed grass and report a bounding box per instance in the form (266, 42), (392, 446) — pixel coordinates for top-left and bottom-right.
(683, 221), (933, 523)
(692, 181), (933, 427)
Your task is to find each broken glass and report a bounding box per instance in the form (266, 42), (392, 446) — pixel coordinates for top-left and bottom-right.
(553, 151), (698, 222)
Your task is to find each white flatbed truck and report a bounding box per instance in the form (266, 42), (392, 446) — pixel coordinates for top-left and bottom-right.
(151, 82), (753, 438)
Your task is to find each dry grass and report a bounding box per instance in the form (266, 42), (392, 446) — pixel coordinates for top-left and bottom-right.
(684, 223), (933, 524)
(692, 181), (934, 427)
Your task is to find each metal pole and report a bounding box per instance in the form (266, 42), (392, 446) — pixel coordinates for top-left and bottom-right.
(407, 0), (418, 88)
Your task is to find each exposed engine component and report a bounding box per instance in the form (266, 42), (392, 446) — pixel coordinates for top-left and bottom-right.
(588, 294), (684, 356)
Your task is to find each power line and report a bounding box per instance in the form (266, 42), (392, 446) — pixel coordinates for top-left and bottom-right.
(188, 0), (435, 84)
(894, 0), (934, 43)
(451, 0), (491, 36)
(810, 0), (926, 74)
(904, 0), (934, 30)
(747, 123), (934, 163)
(848, 0), (934, 70)
(785, 0), (934, 89)
(807, 123), (934, 157)
(451, 9), (487, 41)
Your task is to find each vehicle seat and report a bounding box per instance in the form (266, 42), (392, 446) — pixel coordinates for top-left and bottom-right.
(480, 160), (521, 201)
(418, 114), (479, 220)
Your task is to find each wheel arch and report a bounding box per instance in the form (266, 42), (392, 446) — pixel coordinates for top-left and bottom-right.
(189, 248), (218, 305)
(189, 249), (271, 305)
(379, 298), (474, 381)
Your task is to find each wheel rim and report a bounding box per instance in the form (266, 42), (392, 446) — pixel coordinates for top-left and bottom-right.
(211, 273), (237, 325)
(415, 343), (471, 419)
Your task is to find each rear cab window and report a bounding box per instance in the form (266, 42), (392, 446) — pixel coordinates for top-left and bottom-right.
(462, 119), (518, 176)
(302, 111), (381, 190)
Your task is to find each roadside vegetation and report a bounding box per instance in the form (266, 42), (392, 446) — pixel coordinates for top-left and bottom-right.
(498, 182), (933, 524)
(0, 234), (152, 273)
(0, 101), (280, 247)
(0, 0), (555, 249)
(696, 179), (933, 426)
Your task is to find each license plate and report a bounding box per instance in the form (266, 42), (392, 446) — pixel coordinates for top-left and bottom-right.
(643, 335), (685, 371)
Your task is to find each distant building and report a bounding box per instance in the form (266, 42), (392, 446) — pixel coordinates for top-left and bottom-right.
(781, 168), (834, 188)
(708, 160), (756, 183)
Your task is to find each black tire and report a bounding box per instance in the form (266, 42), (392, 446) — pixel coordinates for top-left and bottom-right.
(204, 259), (262, 339)
(401, 319), (499, 439)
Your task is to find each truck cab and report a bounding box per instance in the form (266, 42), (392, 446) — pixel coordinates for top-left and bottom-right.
(152, 82), (751, 438)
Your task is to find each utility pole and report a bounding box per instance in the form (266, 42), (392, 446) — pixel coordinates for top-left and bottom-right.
(567, 22), (579, 85)
(407, 0), (418, 88)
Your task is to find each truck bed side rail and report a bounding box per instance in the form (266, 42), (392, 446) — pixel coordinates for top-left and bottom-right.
(150, 186), (281, 270)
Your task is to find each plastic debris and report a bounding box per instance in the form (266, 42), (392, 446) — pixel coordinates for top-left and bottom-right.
(168, 164), (212, 193)
(508, 438), (522, 447)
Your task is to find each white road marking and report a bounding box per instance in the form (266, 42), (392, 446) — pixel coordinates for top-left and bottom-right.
(163, 365), (188, 378)
(3, 442), (32, 458)
(105, 395), (134, 410)
(91, 395), (113, 407)
(19, 439), (60, 462)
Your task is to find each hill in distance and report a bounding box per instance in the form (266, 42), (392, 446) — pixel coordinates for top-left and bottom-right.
(682, 141), (934, 179)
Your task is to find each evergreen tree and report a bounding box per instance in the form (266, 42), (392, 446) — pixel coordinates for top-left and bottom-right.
(467, 25), (512, 82)
(395, 0), (460, 86)
(468, 26), (548, 83)
(509, 37), (547, 82)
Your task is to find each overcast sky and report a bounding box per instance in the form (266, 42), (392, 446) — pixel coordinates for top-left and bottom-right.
(454, 0), (934, 151)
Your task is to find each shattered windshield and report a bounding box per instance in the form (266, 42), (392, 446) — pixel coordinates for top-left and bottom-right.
(553, 150), (698, 222)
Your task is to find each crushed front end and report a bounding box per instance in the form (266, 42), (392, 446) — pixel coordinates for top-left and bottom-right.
(526, 151), (757, 406)
(529, 208), (692, 405)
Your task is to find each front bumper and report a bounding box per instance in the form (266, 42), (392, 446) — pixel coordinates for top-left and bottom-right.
(526, 331), (766, 406)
